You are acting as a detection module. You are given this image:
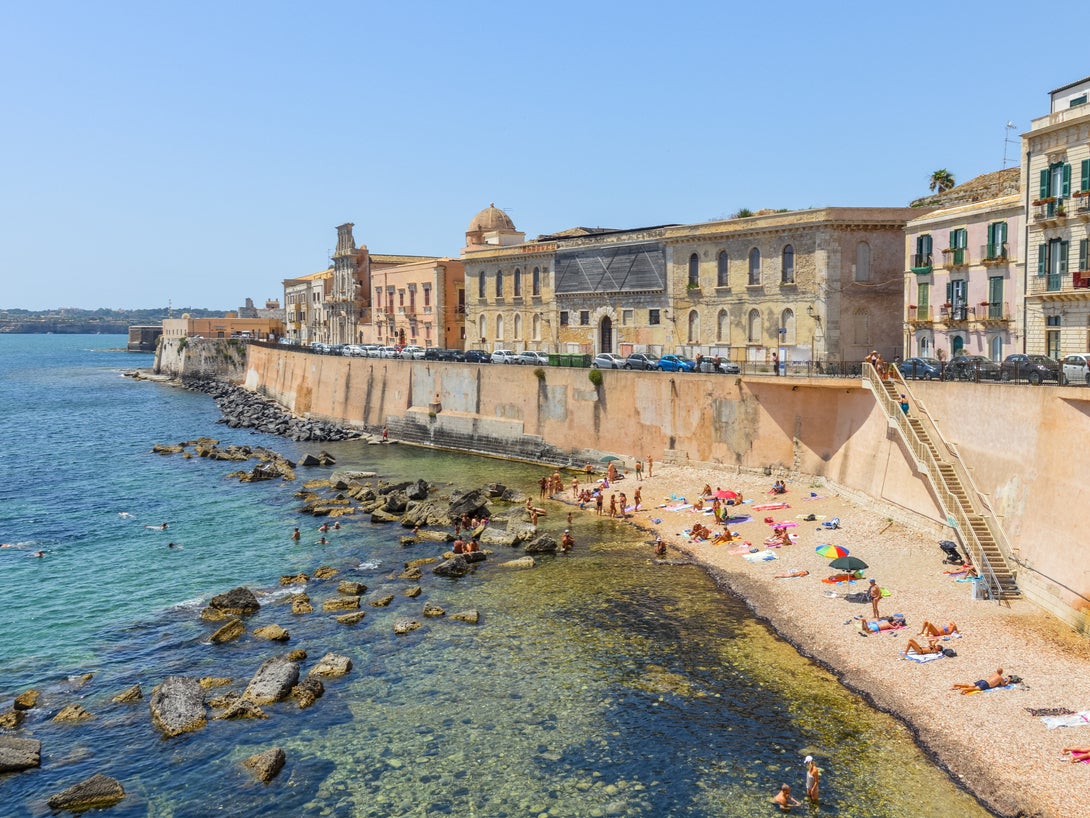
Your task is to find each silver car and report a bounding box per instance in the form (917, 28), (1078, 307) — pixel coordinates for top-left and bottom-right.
(491, 349), (518, 364)
(592, 353), (625, 369)
(517, 350), (550, 366)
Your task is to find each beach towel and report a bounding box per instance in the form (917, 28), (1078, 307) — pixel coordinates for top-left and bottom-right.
(770, 521), (798, 528)
(1042, 711), (1090, 730)
(724, 514), (752, 524)
(663, 503), (692, 512)
(802, 495), (828, 501)
(903, 650), (944, 663)
(752, 502), (790, 511)
(741, 549), (777, 562)
(965, 683), (1018, 695)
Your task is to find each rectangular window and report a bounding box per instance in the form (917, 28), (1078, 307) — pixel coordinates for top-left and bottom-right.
(649, 309), (661, 325)
(579, 311), (590, 326)
(559, 311), (569, 326)
(987, 222), (1008, 259)
(1083, 159), (1090, 193)
(423, 287), (431, 306)
(913, 234), (933, 268)
(622, 309), (633, 326)
(916, 281), (930, 320)
(987, 276), (1004, 318)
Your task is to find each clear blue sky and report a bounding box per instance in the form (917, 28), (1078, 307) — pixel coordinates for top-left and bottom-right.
(1, 1), (1084, 310)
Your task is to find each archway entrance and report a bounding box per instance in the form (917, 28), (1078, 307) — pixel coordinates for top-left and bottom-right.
(599, 316), (613, 353)
(951, 335), (964, 356)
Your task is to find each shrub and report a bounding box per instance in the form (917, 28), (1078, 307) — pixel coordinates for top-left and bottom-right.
(177, 337), (188, 352)
(588, 368), (603, 387)
(533, 367), (546, 381)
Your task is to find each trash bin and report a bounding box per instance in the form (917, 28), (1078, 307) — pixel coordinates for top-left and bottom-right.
(548, 353), (561, 367)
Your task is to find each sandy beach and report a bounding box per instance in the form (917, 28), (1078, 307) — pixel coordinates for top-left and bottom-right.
(560, 462), (1090, 818)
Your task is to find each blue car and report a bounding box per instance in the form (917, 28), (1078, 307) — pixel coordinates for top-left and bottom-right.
(899, 357), (942, 380)
(657, 354), (697, 372)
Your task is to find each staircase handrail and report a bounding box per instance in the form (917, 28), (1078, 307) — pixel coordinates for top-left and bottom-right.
(861, 363), (1005, 601)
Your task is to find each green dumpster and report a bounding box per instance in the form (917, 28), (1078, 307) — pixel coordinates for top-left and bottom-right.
(548, 353), (561, 367)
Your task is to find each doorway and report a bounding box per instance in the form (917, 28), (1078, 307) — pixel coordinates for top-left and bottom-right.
(599, 316), (613, 353)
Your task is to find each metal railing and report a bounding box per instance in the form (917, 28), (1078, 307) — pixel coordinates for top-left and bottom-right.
(862, 363), (1010, 601)
(979, 242), (1009, 263)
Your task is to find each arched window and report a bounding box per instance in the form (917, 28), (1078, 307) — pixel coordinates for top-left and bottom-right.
(513, 313), (522, 340)
(855, 242), (871, 282)
(782, 245), (795, 283)
(989, 334), (1003, 361)
(781, 308), (796, 345)
(918, 335), (930, 357)
(478, 315), (486, 342)
(513, 268), (522, 297)
(952, 335), (965, 355)
(495, 270), (504, 297)
(748, 248), (761, 285)
(747, 309), (761, 342)
(532, 267), (541, 296)
(477, 271), (485, 299)
(688, 253), (700, 287)
(496, 314), (505, 341)
(532, 314), (541, 340)
(687, 310), (700, 343)
(717, 308), (729, 342)
(717, 251), (729, 287)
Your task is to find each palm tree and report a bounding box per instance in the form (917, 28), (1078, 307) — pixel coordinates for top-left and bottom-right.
(929, 169), (956, 194)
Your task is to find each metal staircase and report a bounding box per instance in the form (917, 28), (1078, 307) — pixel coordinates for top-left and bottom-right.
(862, 364), (1019, 601)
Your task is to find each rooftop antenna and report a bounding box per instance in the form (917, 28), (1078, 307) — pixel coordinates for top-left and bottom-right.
(1002, 121), (1018, 169)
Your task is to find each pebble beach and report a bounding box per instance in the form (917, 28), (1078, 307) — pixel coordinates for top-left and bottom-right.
(562, 462), (1090, 818)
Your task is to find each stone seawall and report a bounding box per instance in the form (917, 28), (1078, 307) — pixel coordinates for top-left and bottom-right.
(155, 338), (248, 381)
(232, 344), (1090, 632)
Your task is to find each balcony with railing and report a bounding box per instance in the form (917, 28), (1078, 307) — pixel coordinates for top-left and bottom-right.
(941, 247), (968, 269)
(1032, 197), (1066, 226)
(910, 253), (933, 274)
(980, 242), (1009, 265)
(979, 301), (1012, 323)
(906, 305), (932, 324)
(1026, 271), (1090, 296)
(1074, 192), (1090, 220)
(939, 304), (971, 322)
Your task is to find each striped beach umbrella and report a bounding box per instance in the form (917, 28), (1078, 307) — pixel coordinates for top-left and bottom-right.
(815, 544), (849, 559)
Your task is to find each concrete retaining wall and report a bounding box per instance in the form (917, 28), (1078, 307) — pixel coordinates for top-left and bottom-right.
(156, 338), (248, 381)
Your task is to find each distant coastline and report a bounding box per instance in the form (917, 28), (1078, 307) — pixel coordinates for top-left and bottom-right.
(0, 307), (223, 336)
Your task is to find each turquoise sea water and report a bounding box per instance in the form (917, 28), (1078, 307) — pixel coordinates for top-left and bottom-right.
(0, 335), (992, 817)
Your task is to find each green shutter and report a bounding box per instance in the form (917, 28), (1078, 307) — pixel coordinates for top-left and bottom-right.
(1063, 164), (1072, 197)
(997, 221), (1007, 243)
(945, 281), (952, 301)
(989, 276), (1003, 304)
(1040, 168), (1050, 197)
(1038, 243), (1047, 276)
(1083, 159), (1090, 193)
(1081, 239), (1089, 272)
(923, 234), (932, 256)
(987, 222), (997, 245)
(1060, 241), (1069, 275)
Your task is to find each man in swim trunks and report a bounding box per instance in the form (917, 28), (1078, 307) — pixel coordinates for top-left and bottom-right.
(771, 783), (800, 811)
(868, 578), (882, 618)
(951, 668), (1008, 694)
(918, 620), (959, 637)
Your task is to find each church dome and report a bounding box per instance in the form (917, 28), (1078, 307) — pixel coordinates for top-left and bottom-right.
(468, 203), (515, 234)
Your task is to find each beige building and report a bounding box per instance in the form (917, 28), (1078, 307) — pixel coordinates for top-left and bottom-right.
(161, 313), (283, 341)
(463, 204), (921, 366)
(283, 269), (332, 345)
(1022, 75), (1090, 357)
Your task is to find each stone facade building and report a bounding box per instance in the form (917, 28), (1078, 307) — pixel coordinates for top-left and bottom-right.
(903, 170), (1023, 361)
(283, 269), (331, 345)
(1022, 75), (1090, 357)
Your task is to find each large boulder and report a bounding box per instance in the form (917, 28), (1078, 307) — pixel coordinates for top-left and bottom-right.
(447, 488), (491, 521)
(150, 676), (206, 737)
(0, 736), (41, 772)
(499, 556), (536, 570)
(252, 624), (290, 642)
(382, 491), (410, 514)
(207, 587), (260, 616)
(242, 747), (286, 784)
(400, 499), (452, 529)
(210, 617), (246, 644)
(47, 773), (125, 811)
(479, 527), (519, 547)
(433, 555), (471, 578)
(13, 689), (39, 711)
(524, 535), (559, 554)
(243, 656), (300, 705)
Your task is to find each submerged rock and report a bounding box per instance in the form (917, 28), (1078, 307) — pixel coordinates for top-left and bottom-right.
(334, 611), (365, 625)
(150, 676), (207, 737)
(47, 773), (126, 811)
(433, 555), (471, 578)
(242, 747), (286, 783)
(308, 653), (352, 678)
(422, 603), (446, 617)
(209, 617), (245, 644)
(207, 586), (260, 616)
(393, 618), (421, 635)
(112, 684), (143, 704)
(52, 704), (94, 723)
(291, 676), (324, 709)
(13, 689), (39, 711)
(499, 556), (536, 570)
(450, 609), (481, 624)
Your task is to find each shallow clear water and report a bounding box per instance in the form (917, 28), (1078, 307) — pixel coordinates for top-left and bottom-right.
(0, 335), (991, 816)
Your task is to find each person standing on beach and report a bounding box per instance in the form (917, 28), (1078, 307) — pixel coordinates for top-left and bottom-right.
(868, 578), (882, 618)
(635, 459), (643, 481)
(609, 494), (617, 518)
(633, 486), (641, 512)
(646, 455), (653, 478)
(804, 756), (820, 802)
(382, 425), (388, 441)
(595, 492), (604, 516)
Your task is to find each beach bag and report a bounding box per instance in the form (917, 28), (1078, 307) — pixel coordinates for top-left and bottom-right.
(942, 648), (957, 658)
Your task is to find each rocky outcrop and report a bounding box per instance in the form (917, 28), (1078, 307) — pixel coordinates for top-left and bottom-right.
(291, 677), (324, 709)
(308, 653), (352, 678)
(393, 618), (421, 634)
(150, 676), (207, 737)
(210, 618), (246, 644)
(422, 603), (445, 617)
(369, 594), (394, 608)
(13, 689), (39, 711)
(244, 656), (300, 705)
(291, 594), (314, 614)
(47, 773), (126, 811)
(206, 587), (260, 617)
(450, 609), (480, 624)
(323, 596), (360, 612)
(242, 747), (286, 784)
(337, 581), (366, 595)
(52, 704), (93, 723)
(404, 585), (422, 598)
(334, 611), (365, 625)
(448, 489), (491, 521)
(112, 684), (142, 704)
(0, 736), (41, 772)
(252, 625), (290, 642)
(433, 555), (471, 578)
(524, 534), (558, 554)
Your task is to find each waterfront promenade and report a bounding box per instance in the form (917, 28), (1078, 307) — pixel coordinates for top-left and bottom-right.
(568, 463), (1090, 818)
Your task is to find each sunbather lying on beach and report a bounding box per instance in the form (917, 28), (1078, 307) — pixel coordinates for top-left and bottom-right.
(1062, 747), (1090, 763)
(918, 620), (960, 637)
(859, 615), (906, 633)
(903, 637), (942, 656)
(951, 668), (1009, 694)
(774, 569), (809, 579)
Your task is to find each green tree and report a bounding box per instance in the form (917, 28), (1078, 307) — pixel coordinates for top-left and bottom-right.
(929, 169), (956, 193)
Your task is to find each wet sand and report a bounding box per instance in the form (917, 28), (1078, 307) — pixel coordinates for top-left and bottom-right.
(562, 463), (1090, 818)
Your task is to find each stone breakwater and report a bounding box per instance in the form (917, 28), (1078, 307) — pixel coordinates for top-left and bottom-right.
(184, 377), (364, 442)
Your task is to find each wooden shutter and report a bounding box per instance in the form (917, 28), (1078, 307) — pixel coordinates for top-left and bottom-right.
(1060, 241), (1069, 275)
(1081, 239), (1089, 273)
(1063, 164), (1072, 197)
(1038, 243), (1047, 275)
(1040, 168), (1050, 198)
(1083, 159), (1090, 192)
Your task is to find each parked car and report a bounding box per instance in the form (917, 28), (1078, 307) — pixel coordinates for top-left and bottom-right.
(624, 352), (660, 370)
(491, 349), (518, 364)
(342, 344), (365, 357)
(899, 356), (943, 380)
(657, 354), (697, 372)
(592, 353), (625, 369)
(999, 354), (1061, 385)
(1061, 353), (1090, 385)
(444, 349), (466, 361)
(518, 350), (550, 366)
(462, 349), (491, 364)
(400, 345), (425, 360)
(377, 346), (400, 359)
(423, 346), (444, 361)
(697, 358), (741, 374)
(361, 344), (382, 358)
(941, 354), (1001, 382)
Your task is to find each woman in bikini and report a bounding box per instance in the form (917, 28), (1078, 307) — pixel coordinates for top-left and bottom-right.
(1062, 747), (1090, 763)
(918, 620), (959, 637)
(902, 636), (942, 656)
